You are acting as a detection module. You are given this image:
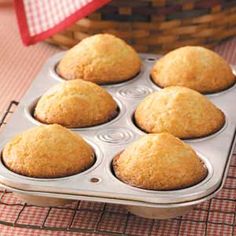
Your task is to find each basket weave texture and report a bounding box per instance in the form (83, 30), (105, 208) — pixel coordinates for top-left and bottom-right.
(47, 0), (236, 53)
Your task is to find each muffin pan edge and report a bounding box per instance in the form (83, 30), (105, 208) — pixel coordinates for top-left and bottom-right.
(0, 52), (235, 210)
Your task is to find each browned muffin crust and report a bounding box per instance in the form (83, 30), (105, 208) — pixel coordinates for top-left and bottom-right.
(113, 133), (207, 190)
(34, 79), (118, 128)
(134, 86), (225, 139)
(2, 124), (95, 178)
(151, 46), (235, 93)
(57, 34), (141, 84)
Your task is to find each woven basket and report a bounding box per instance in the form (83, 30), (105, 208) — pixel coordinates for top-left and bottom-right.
(47, 0), (236, 53)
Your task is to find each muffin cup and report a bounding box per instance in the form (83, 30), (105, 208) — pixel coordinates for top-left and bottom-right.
(132, 110), (227, 141)
(14, 193), (74, 207)
(112, 150), (208, 192)
(149, 74), (236, 95)
(126, 205), (195, 219)
(25, 96), (122, 129)
(55, 64), (142, 86)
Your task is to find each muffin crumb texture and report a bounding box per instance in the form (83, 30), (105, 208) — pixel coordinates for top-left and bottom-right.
(151, 46), (235, 93)
(34, 79), (118, 128)
(113, 133), (207, 190)
(2, 124), (94, 178)
(135, 86), (225, 139)
(57, 33), (141, 84)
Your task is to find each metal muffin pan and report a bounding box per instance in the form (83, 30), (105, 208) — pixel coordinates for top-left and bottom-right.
(0, 52), (236, 218)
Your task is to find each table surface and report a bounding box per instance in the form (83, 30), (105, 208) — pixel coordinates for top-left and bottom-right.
(0, 3), (60, 115)
(1, 3), (236, 236)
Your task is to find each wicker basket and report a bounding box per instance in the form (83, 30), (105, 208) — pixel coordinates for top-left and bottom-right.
(47, 0), (236, 53)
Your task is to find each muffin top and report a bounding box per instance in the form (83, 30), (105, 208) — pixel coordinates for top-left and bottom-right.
(135, 86), (225, 139)
(57, 34), (141, 84)
(113, 133), (207, 190)
(34, 79), (118, 128)
(2, 124), (94, 178)
(151, 46), (235, 93)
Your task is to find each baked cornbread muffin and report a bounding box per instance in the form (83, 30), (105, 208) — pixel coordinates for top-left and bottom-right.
(135, 86), (225, 139)
(34, 80), (118, 128)
(151, 46), (235, 93)
(113, 133), (207, 190)
(2, 124), (94, 178)
(57, 34), (141, 84)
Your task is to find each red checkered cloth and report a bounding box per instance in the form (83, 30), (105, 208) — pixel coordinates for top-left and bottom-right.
(14, 0), (110, 45)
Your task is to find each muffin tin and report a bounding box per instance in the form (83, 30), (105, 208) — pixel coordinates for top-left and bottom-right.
(0, 52), (236, 219)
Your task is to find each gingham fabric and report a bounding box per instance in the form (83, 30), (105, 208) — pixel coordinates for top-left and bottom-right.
(14, 0), (110, 45)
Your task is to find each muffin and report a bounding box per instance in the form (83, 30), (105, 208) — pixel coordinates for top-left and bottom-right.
(151, 46), (235, 93)
(57, 34), (141, 84)
(2, 124), (94, 178)
(135, 86), (225, 139)
(34, 79), (118, 128)
(113, 133), (207, 190)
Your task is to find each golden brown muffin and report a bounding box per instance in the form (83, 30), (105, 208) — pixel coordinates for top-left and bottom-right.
(113, 133), (207, 190)
(135, 86), (225, 139)
(57, 34), (141, 84)
(151, 46), (235, 93)
(2, 124), (94, 178)
(34, 79), (118, 128)
(134, 86), (225, 138)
